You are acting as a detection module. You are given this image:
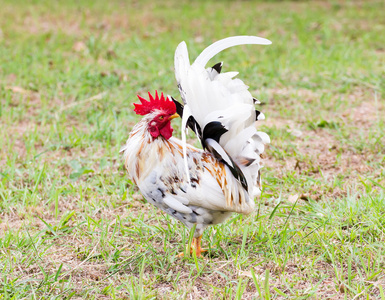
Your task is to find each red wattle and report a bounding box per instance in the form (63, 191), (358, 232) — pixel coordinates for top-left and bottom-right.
(159, 122), (173, 140)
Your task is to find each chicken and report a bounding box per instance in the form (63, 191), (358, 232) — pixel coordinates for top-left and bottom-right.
(121, 36), (271, 257)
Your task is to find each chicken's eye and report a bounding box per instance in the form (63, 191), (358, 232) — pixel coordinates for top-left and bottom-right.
(159, 116), (164, 120)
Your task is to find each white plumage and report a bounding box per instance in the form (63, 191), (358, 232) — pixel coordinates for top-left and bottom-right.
(175, 36), (271, 198)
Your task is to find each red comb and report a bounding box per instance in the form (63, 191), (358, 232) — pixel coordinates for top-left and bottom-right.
(134, 91), (176, 116)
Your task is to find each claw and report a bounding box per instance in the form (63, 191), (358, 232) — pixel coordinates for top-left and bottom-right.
(177, 235), (206, 258)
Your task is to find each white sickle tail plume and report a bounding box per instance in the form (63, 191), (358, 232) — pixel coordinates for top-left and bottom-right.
(173, 36), (271, 197)
(194, 36), (271, 67)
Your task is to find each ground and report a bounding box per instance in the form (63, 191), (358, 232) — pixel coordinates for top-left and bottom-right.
(0, 0), (385, 299)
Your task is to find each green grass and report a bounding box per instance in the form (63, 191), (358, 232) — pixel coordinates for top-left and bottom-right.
(1, 0), (385, 298)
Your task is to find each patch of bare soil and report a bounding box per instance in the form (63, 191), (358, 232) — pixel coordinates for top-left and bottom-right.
(22, 15), (82, 36)
(264, 87), (323, 103)
(0, 87), (51, 163)
(0, 120), (50, 166)
(5, 86), (41, 114)
(262, 89), (383, 200)
(343, 98), (384, 126)
(19, 7), (171, 42)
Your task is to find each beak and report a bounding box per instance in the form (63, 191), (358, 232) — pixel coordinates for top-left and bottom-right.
(169, 113), (179, 120)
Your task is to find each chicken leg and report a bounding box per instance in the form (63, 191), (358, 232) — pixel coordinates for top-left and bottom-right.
(178, 235), (207, 258)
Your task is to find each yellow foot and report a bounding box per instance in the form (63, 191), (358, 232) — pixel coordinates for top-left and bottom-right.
(177, 236), (206, 258)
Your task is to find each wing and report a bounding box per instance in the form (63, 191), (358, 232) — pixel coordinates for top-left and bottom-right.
(137, 138), (255, 221)
(173, 36), (271, 197)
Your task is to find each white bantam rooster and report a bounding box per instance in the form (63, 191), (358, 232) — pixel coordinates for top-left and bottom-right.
(121, 36), (271, 257)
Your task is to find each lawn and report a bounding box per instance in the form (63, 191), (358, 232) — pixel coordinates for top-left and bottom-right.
(1, 0), (385, 298)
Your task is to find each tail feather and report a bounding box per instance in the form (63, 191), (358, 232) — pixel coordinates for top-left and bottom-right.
(193, 36), (271, 67)
(174, 41), (190, 103)
(174, 36), (271, 196)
